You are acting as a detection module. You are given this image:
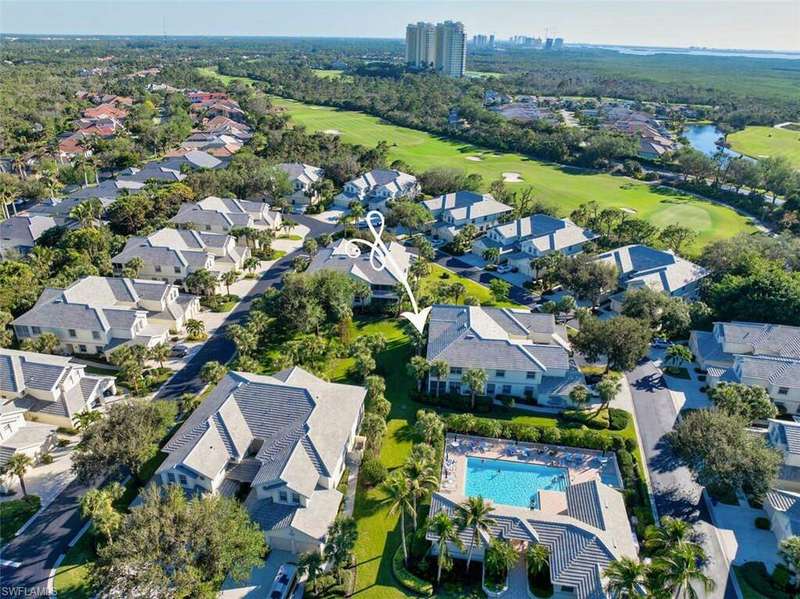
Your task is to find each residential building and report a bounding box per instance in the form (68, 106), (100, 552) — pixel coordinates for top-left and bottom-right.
(170, 196), (282, 233)
(112, 227), (249, 287)
(12, 276), (199, 357)
(428, 443), (637, 599)
(472, 214), (597, 277)
(0, 215), (57, 257)
(422, 191), (512, 242)
(0, 402), (56, 490)
(305, 239), (413, 304)
(155, 367), (365, 555)
(425, 305), (584, 408)
(406, 21), (466, 77)
(406, 22), (437, 69)
(0, 349), (116, 428)
(595, 244), (708, 311)
(435, 21), (467, 77)
(765, 488), (800, 544)
(690, 322), (800, 413)
(278, 163), (325, 210)
(333, 169), (419, 211)
(766, 419), (800, 492)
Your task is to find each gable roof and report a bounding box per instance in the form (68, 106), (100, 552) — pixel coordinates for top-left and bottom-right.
(306, 239), (413, 288)
(426, 304), (572, 373)
(278, 163), (324, 186)
(718, 322), (800, 359)
(596, 244), (708, 294)
(0, 215), (57, 249)
(422, 191), (512, 221)
(487, 214), (597, 251)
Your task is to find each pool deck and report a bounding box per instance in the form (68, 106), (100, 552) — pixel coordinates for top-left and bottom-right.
(439, 434), (622, 512)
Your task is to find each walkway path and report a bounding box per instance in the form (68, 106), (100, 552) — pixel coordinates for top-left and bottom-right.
(504, 554), (529, 599)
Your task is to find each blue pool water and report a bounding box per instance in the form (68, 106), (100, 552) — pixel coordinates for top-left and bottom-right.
(464, 457), (568, 508)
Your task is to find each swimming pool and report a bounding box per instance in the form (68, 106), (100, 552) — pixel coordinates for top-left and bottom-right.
(464, 457), (568, 508)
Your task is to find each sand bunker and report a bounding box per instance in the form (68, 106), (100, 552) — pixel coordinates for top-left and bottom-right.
(502, 172), (523, 183)
(466, 156), (482, 162)
(621, 208), (637, 214)
(323, 129), (341, 135)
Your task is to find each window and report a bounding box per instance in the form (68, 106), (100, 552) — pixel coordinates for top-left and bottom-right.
(526, 371), (536, 379)
(502, 384), (511, 394)
(92, 330), (101, 340)
(179, 474), (188, 485)
(68, 329), (77, 338)
(561, 586), (575, 593)
(495, 369), (505, 378)
(487, 383), (495, 394)
(279, 490), (288, 502)
(292, 493), (300, 504)
(167, 472), (176, 483)
(451, 367), (462, 376)
(524, 386), (534, 398)
(79, 345), (87, 353)
(450, 382), (461, 394)
(16, 326), (29, 336)
(779, 387), (789, 395)
(174, 266), (181, 274)
(31, 326), (41, 335)
(155, 265), (162, 273)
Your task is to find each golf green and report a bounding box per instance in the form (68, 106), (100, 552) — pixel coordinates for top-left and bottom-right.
(728, 125), (800, 169)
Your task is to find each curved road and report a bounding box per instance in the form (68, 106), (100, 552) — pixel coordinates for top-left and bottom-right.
(0, 214), (336, 597)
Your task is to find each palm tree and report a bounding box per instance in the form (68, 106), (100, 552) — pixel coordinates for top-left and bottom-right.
(569, 384), (591, 410)
(221, 270), (239, 296)
(457, 495), (496, 571)
(4, 453), (33, 496)
(604, 557), (648, 598)
(297, 551), (324, 595)
(185, 318), (205, 340)
(596, 374), (622, 413)
(406, 356), (430, 392)
(382, 475), (415, 564)
(463, 367), (487, 410)
(527, 544), (550, 583)
(36, 333), (61, 355)
(664, 344), (693, 373)
(485, 538), (518, 586)
(73, 409), (102, 433)
(185, 269), (217, 297)
(430, 511), (463, 584)
(653, 544), (715, 599)
(243, 256), (259, 276)
(404, 458), (438, 530)
(431, 359), (449, 398)
(324, 516), (358, 582)
(450, 282), (466, 303)
(122, 257), (144, 278)
(644, 516), (694, 555)
(149, 342), (170, 370)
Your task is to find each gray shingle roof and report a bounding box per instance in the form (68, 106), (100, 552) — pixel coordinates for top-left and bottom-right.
(306, 239), (412, 288)
(596, 244), (708, 295)
(718, 321), (800, 359)
(426, 305), (571, 372)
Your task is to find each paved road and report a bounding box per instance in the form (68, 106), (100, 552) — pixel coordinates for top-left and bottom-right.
(0, 214), (337, 598)
(627, 359), (737, 599)
(434, 251), (537, 307)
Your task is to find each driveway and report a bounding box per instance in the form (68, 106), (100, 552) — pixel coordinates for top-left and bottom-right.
(434, 251), (537, 307)
(627, 359), (738, 599)
(219, 549), (295, 599)
(712, 502), (780, 570)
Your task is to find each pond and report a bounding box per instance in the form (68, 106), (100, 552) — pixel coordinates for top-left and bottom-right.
(682, 124), (742, 159)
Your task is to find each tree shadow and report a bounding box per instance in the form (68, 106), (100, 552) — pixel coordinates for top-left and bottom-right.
(630, 372), (667, 392)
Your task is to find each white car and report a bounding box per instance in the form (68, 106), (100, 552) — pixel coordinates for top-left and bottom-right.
(429, 237), (446, 248)
(496, 264), (513, 274)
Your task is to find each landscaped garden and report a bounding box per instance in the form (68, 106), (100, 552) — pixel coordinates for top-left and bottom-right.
(0, 494), (41, 544)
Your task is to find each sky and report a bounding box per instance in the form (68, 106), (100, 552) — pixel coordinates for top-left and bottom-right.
(1, 1), (799, 52)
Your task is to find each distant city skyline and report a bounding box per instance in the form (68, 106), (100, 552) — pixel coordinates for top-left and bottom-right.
(1, 1), (799, 53)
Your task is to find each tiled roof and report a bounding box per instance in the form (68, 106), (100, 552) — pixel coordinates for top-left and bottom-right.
(596, 244), (708, 295)
(306, 239), (412, 288)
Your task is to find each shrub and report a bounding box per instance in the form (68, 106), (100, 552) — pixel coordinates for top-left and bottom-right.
(57, 438), (71, 448)
(608, 408), (630, 431)
(737, 562), (793, 599)
(772, 564), (791, 591)
(392, 545), (433, 596)
(39, 453), (54, 465)
(360, 458), (388, 487)
(563, 408), (609, 429)
(56, 425), (79, 435)
(755, 516), (770, 530)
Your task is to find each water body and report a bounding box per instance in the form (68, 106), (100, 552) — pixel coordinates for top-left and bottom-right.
(591, 45), (800, 60)
(682, 124), (743, 159)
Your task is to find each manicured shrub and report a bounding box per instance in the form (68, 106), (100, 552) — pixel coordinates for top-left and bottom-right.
(39, 453), (54, 465)
(360, 458), (388, 487)
(772, 564), (791, 590)
(392, 546), (434, 596)
(608, 408), (630, 431)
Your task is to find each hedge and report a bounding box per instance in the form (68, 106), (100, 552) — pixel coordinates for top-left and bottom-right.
(736, 562), (794, 599)
(392, 545), (434, 597)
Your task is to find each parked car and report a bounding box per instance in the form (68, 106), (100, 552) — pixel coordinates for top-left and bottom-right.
(171, 344), (190, 357)
(269, 563), (298, 599)
(429, 237), (446, 248)
(496, 264), (513, 274)
(652, 337), (669, 348)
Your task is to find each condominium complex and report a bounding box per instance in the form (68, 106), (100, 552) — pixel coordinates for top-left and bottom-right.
(405, 20), (466, 77)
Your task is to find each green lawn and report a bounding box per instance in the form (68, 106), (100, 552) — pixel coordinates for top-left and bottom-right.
(728, 126), (800, 169)
(197, 66), (255, 86)
(312, 69), (346, 80)
(0, 495), (40, 544)
(269, 97), (755, 253)
(419, 264), (522, 309)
